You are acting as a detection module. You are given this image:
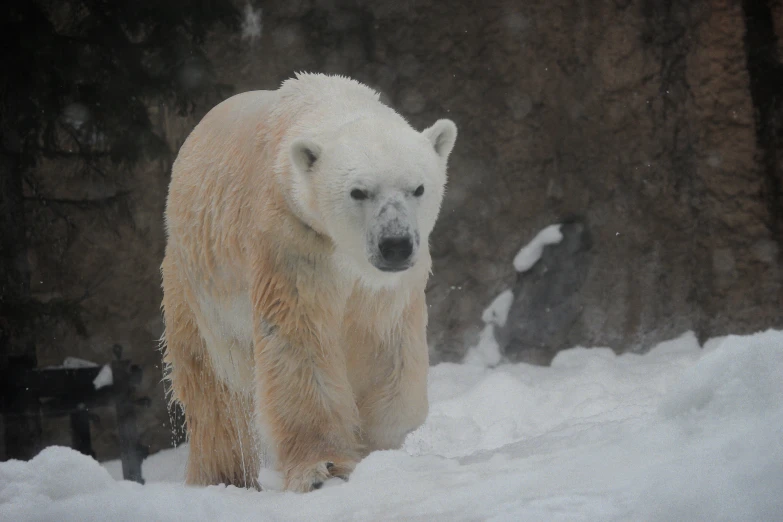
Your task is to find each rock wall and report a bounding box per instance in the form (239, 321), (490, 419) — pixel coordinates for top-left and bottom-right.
(22, 0), (782, 459)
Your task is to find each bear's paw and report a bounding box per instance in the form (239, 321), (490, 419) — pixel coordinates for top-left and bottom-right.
(284, 458), (357, 492)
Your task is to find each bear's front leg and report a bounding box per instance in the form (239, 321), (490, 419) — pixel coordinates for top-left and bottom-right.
(253, 328), (361, 491)
(250, 267), (361, 492)
(357, 289), (430, 453)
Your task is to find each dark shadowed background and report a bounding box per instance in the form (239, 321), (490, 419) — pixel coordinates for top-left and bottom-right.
(1, 0), (781, 462)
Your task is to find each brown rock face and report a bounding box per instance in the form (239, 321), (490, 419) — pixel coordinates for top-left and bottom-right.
(18, 0), (782, 459)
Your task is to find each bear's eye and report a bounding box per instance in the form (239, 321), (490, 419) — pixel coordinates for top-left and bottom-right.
(350, 189), (369, 201)
(413, 185), (425, 197)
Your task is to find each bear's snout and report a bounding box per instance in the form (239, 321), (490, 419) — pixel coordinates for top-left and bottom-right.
(377, 236), (414, 271)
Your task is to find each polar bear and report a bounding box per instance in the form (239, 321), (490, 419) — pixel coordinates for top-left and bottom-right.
(160, 73), (457, 492)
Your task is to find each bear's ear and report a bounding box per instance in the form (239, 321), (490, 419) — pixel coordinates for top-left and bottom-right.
(290, 138), (322, 174)
(422, 119), (457, 161)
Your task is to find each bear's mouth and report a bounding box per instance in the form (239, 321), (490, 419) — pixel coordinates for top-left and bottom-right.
(374, 261), (412, 273)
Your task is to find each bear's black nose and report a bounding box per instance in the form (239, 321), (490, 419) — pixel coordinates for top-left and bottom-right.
(378, 236), (413, 270)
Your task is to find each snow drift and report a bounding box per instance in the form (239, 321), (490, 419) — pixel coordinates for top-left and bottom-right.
(2, 330), (782, 521)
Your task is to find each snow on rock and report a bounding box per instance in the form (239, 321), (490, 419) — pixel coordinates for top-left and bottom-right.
(92, 365), (113, 390)
(480, 289), (514, 327)
(240, 3), (262, 43)
(3, 330), (783, 521)
(463, 323), (503, 367)
(61, 103), (90, 131)
(465, 224), (565, 367)
(465, 290), (514, 367)
(61, 357), (99, 369)
(513, 224), (563, 272)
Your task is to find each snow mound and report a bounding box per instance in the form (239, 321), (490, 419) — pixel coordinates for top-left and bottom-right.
(659, 330), (783, 419)
(2, 330), (782, 521)
(0, 446), (115, 508)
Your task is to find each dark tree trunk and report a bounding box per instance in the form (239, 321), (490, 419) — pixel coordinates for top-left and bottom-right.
(0, 151), (42, 460)
(741, 0), (783, 315)
(742, 0), (783, 243)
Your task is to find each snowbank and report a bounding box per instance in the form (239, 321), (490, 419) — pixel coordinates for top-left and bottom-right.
(2, 330), (782, 521)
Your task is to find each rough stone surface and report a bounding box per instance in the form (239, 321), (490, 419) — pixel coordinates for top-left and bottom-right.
(22, 0), (783, 459)
(498, 218), (594, 366)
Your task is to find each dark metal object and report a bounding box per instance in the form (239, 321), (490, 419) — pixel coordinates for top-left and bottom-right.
(0, 344), (147, 483)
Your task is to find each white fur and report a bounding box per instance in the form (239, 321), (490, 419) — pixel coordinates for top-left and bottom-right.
(279, 73), (457, 287)
(196, 293), (255, 392)
(162, 73), (458, 491)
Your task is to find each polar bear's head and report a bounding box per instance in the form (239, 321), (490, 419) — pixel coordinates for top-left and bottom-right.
(289, 117), (457, 284)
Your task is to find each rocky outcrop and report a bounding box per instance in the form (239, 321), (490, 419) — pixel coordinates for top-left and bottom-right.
(497, 218), (594, 365)
(20, 0), (782, 459)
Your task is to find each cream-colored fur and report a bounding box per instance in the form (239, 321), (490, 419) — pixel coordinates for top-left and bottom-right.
(161, 73), (456, 492)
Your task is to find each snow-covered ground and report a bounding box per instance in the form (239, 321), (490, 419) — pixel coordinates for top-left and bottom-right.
(2, 330), (782, 521)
